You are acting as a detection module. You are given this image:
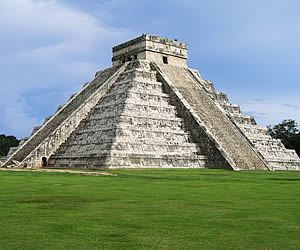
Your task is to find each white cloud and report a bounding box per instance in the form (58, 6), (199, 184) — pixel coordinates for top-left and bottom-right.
(0, 89), (43, 138)
(238, 96), (300, 127)
(0, 0), (126, 62)
(0, 0), (129, 138)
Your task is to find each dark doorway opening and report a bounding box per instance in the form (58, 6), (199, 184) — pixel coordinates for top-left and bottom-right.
(42, 157), (47, 167)
(163, 56), (168, 64)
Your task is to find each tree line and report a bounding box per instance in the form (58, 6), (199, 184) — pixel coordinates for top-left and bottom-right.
(0, 134), (19, 156)
(267, 119), (300, 157)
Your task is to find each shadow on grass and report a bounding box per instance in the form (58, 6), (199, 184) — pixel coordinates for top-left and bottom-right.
(267, 178), (300, 181)
(16, 195), (115, 210)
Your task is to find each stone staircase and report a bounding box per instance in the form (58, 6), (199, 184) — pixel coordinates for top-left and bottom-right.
(48, 60), (207, 169)
(188, 68), (300, 170)
(155, 63), (269, 171)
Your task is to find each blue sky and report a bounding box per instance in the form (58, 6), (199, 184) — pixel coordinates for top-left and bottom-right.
(1, 0), (300, 139)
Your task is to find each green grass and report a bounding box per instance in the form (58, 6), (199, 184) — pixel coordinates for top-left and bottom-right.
(0, 169), (300, 249)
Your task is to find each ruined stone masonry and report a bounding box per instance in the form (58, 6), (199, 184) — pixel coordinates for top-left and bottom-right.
(2, 34), (300, 170)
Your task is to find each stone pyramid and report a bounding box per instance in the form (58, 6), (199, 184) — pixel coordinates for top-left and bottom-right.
(3, 35), (300, 171)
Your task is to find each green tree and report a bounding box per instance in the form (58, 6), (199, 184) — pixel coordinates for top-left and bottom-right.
(268, 119), (300, 156)
(0, 134), (20, 156)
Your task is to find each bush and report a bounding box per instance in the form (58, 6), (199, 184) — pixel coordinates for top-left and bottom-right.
(0, 134), (19, 156)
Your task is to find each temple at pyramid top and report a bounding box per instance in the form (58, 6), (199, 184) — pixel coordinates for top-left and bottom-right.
(112, 34), (188, 67)
(2, 34), (300, 171)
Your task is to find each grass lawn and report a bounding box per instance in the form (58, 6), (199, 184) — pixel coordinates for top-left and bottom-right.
(0, 169), (300, 249)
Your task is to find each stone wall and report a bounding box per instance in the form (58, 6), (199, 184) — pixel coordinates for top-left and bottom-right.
(112, 34), (188, 67)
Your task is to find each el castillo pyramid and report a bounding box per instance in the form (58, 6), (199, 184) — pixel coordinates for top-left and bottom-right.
(2, 35), (300, 171)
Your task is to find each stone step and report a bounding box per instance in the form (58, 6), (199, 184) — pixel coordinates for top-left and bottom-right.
(99, 93), (171, 107)
(118, 68), (157, 82)
(88, 113), (185, 125)
(87, 109), (179, 121)
(106, 80), (164, 96)
(79, 117), (185, 131)
(56, 143), (201, 160)
(101, 88), (170, 100)
(214, 92), (229, 103)
(229, 113), (256, 125)
(261, 150), (300, 159)
(219, 103), (242, 114)
(71, 126), (193, 138)
(48, 154), (207, 169)
(94, 102), (177, 115)
(267, 160), (300, 171)
(113, 80), (163, 93)
(73, 120), (187, 133)
(58, 138), (198, 150)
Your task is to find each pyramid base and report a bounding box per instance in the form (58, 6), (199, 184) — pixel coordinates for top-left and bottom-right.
(48, 154), (208, 170)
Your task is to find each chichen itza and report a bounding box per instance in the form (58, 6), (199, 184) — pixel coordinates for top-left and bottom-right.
(2, 35), (300, 170)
